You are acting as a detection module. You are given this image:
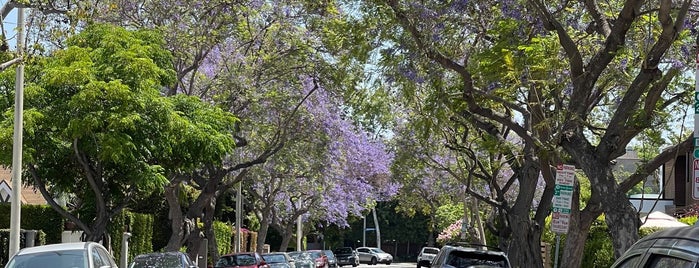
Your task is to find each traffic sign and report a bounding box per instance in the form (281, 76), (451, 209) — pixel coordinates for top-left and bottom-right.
(552, 164), (575, 234)
(693, 159), (699, 200)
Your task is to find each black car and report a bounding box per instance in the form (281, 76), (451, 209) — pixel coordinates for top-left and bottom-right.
(611, 225), (699, 267)
(324, 250), (338, 268)
(430, 244), (510, 268)
(129, 251), (197, 268)
(332, 247), (359, 267)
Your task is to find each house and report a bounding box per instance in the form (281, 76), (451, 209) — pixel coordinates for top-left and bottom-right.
(616, 149), (674, 215)
(0, 168), (47, 205)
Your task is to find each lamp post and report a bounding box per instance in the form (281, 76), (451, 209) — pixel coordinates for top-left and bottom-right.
(8, 4), (25, 258)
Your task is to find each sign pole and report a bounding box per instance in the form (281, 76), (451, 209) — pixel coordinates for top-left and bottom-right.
(553, 234), (560, 268)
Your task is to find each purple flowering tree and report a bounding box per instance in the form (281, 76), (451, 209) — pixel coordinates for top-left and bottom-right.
(248, 79), (396, 252)
(339, 0), (698, 267)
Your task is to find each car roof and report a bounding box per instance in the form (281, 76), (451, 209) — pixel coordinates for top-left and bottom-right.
(221, 252), (258, 257)
(441, 244), (507, 256)
(16, 242), (94, 255)
(135, 251), (185, 257)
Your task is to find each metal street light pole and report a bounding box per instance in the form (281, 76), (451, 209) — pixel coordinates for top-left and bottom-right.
(8, 5), (25, 258)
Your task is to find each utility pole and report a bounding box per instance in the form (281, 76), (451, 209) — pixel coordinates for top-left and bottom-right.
(8, 4), (25, 258)
(235, 182), (242, 252)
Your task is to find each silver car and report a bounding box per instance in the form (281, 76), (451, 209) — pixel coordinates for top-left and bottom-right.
(355, 247), (392, 265)
(417, 247), (439, 268)
(262, 252), (294, 268)
(5, 242), (118, 268)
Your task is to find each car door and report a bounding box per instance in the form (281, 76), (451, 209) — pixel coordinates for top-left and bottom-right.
(356, 248), (370, 263)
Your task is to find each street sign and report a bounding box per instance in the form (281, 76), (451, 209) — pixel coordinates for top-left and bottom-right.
(552, 164), (575, 234)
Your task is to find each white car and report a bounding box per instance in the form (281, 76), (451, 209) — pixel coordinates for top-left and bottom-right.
(417, 247), (439, 268)
(5, 241), (118, 268)
(355, 247), (392, 265)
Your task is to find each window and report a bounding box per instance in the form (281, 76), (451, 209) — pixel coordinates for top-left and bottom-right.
(91, 247), (107, 267)
(647, 254), (695, 268)
(615, 254), (643, 268)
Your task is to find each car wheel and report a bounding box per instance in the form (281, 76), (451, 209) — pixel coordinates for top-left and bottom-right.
(352, 264), (358, 267)
(371, 257), (377, 265)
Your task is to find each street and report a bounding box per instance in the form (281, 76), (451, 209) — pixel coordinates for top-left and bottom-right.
(350, 263), (417, 268)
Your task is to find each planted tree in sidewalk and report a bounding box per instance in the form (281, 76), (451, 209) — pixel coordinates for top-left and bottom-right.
(0, 24), (238, 242)
(338, 0), (698, 266)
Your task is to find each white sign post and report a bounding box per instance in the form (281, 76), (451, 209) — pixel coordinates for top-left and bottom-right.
(552, 164), (575, 268)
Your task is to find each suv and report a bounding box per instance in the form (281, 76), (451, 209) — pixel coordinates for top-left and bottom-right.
(333, 247), (359, 267)
(430, 244), (510, 268)
(611, 225), (699, 267)
(417, 247), (439, 268)
(356, 247), (393, 265)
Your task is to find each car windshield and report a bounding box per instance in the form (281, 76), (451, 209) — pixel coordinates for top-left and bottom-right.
(334, 248), (352, 254)
(370, 248), (385, 253)
(217, 254), (257, 266)
(130, 254), (182, 268)
(263, 254), (287, 263)
(6, 249), (86, 268)
(324, 251), (335, 258)
(309, 252), (323, 259)
(444, 251), (508, 268)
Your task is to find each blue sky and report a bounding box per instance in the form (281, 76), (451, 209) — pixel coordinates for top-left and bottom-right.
(1, 1), (19, 50)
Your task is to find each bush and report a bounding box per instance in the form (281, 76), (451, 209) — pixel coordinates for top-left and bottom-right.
(0, 229), (47, 266)
(109, 210), (154, 263)
(0, 204), (63, 243)
(213, 221), (232, 255)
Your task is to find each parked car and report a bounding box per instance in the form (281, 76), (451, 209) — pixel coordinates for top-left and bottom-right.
(4, 241), (118, 268)
(287, 252), (315, 268)
(356, 247), (393, 265)
(305, 250), (329, 268)
(429, 243), (510, 268)
(416, 247), (440, 268)
(216, 252), (270, 268)
(611, 225), (699, 267)
(262, 252), (294, 268)
(130, 251), (197, 268)
(332, 247), (358, 267)
(323, 250), (337, 268)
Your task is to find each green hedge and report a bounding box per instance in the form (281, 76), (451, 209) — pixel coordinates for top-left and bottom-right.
(214, 221), (232, 256)
(109, 210), (153, 262)
(0, 229), (47, 266)
(0, 204), (63, 243)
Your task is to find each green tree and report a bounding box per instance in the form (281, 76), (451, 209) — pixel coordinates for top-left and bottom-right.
(0, 23), (238, 242)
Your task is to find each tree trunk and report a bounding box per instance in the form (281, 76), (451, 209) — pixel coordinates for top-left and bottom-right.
(471, 199), (486, 245)
(505, 214), (543, 268)
(256, 214), (271, 253)
(604, 190), (640, 258)
(204, 199), (220, 261)
(372, 209), (381, 249)
(277, 223), (296, 252)
(165, 183), (188, 251)
(560, 179), (602, 268)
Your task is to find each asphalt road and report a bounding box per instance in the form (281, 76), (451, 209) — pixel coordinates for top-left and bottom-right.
(350, 263), (417, 268)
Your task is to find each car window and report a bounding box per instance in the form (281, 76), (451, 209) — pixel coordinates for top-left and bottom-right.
(334, 248), (352, 254)
(444, 250), (508, 268)
(6, 249), (86, 268)
(96, 247), (116, 267)
(92, 247), (108, 267)
(423, 248), (439, 255)
(647, 254), (695, 268)
(358, 248), (368, 253)
(370, 248), (385, 253)
(264, 254), (288, 263)
(614, 253), (644, 268)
